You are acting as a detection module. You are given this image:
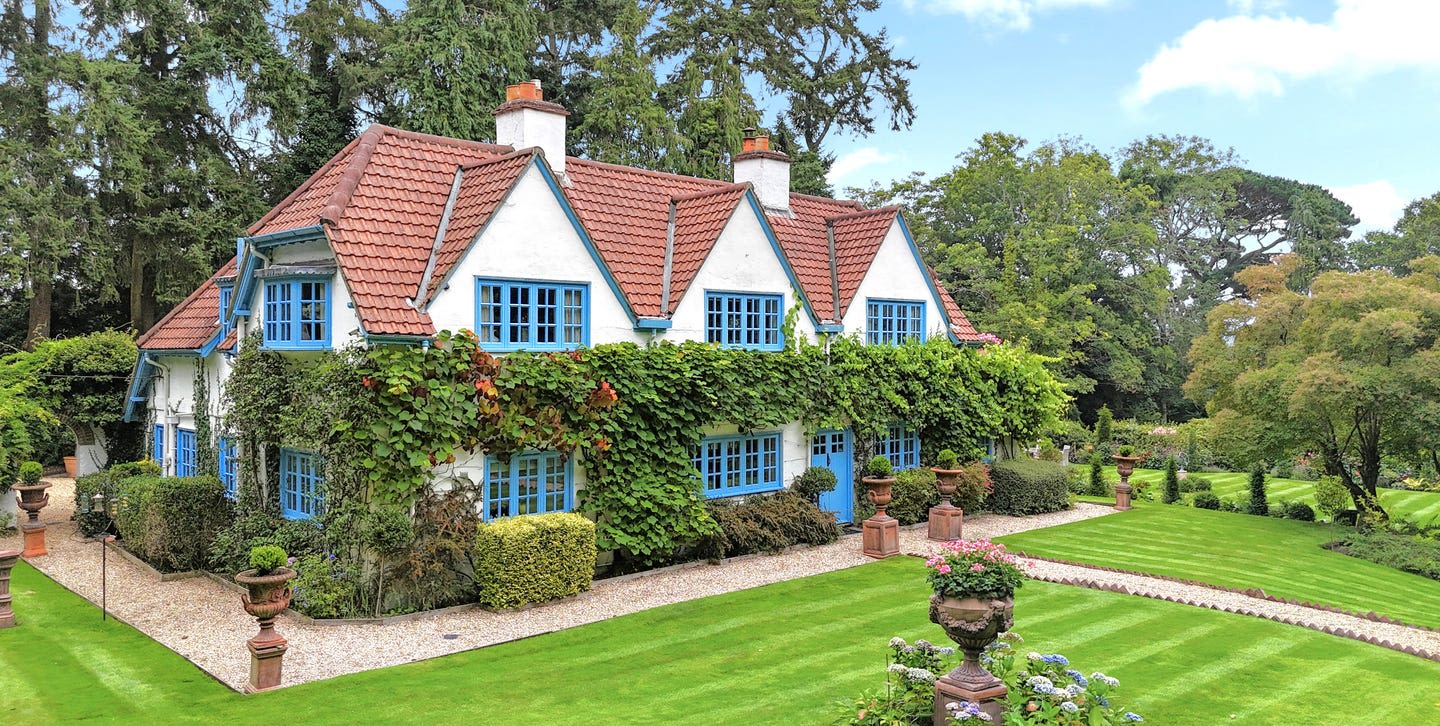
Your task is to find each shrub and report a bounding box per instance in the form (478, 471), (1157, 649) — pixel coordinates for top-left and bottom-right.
(985, 459), (1069, 516)
(17, 460), (42, 483)
(863, 455), (893, 479)
(209, 512), (324, 575)
(934, 448), (960, 470)
(1329, 530), (1440, 582)
(1162, 457), (1181, 504)
(113, 475), (235, 572)
(1314, 476), (1352, 521)
(1247, 464), (1269, 516)
(474, 512), (597, 609)
(1094, 405), (1113, 447)
(1087, 454), (1108, 496)
(704, 491), (842, 557)
(1193, 492), (1221, 510)
(1283, 501), (1316, 522)
(290, 553), (363, 618)
(1219, 498), (1245, 513)
(74, 460), (162, 536)
(1180, 475), (1213, 493)
(249, 545), (287, 574)
(791, 466), (838, 502)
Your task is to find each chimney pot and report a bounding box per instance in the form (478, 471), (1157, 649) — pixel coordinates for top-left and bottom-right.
(495, 79), (567, 177)
(734, 130), (789, 214)
(506, 80), (544, 102)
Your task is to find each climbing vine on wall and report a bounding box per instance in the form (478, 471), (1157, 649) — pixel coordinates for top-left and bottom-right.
(220, 332), (1065, 565)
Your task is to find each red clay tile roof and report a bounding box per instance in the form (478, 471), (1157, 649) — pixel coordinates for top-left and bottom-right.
(932, 269), (985, 342)
(145, 123), (987, 343)
(137, 258), (237, 351)
(425, 150), (536, 300)
(667, 185), (749, 312)
(830, 207), (899, 319)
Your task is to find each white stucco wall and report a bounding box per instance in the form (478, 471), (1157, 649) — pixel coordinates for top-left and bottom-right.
(144, 350), (232, 475)
(840, 220), (948, 341)
(668, 201), (818, 345)
(426, 164), (643, 345)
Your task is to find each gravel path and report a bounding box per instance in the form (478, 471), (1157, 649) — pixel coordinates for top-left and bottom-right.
(27, 480), (1438, 690)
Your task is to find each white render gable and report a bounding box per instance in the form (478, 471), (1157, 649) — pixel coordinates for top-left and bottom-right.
(424, 163), (642, 345)
(841, 219), (949, 342)
(669, 196), (816, 344)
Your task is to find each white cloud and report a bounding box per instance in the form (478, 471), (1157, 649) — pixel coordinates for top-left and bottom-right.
(1128, 0), (1440, 106)
(1328, 179), (1408, 232)
(911, 0), (1116, 31)
(827, 148), (898, 186)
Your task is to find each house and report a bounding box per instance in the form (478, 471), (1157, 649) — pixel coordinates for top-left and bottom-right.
(124, 80), (986, 525)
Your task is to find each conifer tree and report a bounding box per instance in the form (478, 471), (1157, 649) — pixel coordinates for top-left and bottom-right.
(1163, 457), (1180, 504)
(1247, 462), (1269, 516)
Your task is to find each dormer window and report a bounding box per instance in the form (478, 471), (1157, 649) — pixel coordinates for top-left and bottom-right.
(217, 283), (234, 338)
(705, 292), (783, 351)
(475, 278), (588, 351)
(262, 277), (330, 349)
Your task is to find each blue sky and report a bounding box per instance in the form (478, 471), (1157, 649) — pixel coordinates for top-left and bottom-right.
(817, 0), (1440, 231)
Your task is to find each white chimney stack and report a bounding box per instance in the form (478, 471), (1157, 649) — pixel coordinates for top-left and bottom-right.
(493, 79), (569, 177)
(733, 128), (791, 214)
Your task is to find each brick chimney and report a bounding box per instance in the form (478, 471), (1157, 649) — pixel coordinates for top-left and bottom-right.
(733, 128), (791, 214)
(494, 80), (569, 177)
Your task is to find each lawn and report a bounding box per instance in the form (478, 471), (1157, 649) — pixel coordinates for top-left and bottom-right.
(999, 502), (1440, 629)
(5, 558), (1440, 724)
(1117, 467), (1440, 524)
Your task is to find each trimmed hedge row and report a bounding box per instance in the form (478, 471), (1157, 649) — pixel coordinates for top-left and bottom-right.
(113, 475), (235, 572)
(474, 512), (597, 609)
(74, 460), (160, 536)
(984, 459), (1070, 515)
(700, 491), (841, 558)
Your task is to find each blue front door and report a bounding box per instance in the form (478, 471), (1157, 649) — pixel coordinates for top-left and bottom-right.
(812, 429), (854, 524)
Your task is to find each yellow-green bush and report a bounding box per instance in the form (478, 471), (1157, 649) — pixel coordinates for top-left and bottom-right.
(474, 513), (597, 609)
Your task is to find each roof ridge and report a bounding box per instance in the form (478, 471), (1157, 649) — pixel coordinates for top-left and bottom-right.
(672, 182), (748, 204)
(319, 125), (386, 226)
(379, 124), (513, 154)
(136, 257), (236, 348)
(567, 157), (729, 188)
(790, 190), (865, 209)
(826, 206), (898, 223)
(458, 147), (538, 171)
(246, 135), (367, 235)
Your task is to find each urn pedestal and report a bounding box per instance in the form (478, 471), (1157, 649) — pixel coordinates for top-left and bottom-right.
(0, 548), (20, 628)
(928, 468), (965, 542)
(235, 568), (297, 693)
(1112, 455), (1139, 512)
(14, 482), (51, 557)
(861, 476), (900, 559)
(929, 594), (1014, 725)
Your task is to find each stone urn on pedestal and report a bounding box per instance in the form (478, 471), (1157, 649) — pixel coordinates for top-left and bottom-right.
(13, 461), (50, 557)
(235, 546), (297, 693)
(924, 539), (1028, 724)
(1111, 448), (1140, 511)
(861, 455), (900, 559)
(927, 449), (966, 542)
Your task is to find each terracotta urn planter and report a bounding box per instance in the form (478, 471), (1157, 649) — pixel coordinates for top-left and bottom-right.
(860, 475), (899, 559)
(0, 548), (20, 628)
(1111, 454), (1140, 511)
(235, 567), (297, 692)
(929, 593), (1015, 724)
(928, 467), (966, 541)
(13, 481), (51, 557)
(1111, 454), (1140, 479)
(63, 456), (78, 478)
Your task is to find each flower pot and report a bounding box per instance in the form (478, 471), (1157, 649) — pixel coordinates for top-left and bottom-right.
(861, 475), (895, 513)
(931, 467), (962, 506)
(62, 456), (78, 479)
(1111, 454), (1140, 479)
(929, 593), (1015, 691)
(235, 567), (297, 692)
(235, 568), (297, 622)
(13, 482), (50, 525)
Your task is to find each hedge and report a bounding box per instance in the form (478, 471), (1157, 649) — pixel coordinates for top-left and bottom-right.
(474, 512), (597, 609)
(699, 492), (841, 558)
(113, 475), (235, 572)
(856, 468), (940, 525)
(74, 460), (160, 536)
(984, 459), (1070, 516)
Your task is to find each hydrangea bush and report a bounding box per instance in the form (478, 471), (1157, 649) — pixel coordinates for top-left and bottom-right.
(925, 539), (1028, 598)
(982, 634), (1143, 725)
(836, 637), (956, 724)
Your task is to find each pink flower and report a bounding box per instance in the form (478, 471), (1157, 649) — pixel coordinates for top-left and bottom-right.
(970, 563), (985, 572)
(937, 564), (952, 574)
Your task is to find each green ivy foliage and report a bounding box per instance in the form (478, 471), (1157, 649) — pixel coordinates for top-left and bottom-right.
(221, 332), (1065, 567)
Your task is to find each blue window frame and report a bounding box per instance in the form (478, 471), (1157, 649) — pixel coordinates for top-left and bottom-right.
(175, 428), (197, 477)
(218, 437), (238, 499)
(874, 424), (920, 470)
(218, 284), (234, 338)
(483, 450), (573, 520)
(152, 424), (166, 470)
(263, 278), (330, 349)
(475, 278), (587, 351)
(693, 431), (783, 498)
(280, 449), (324, 519)
(705, 292), (783, 351)
(866, 299), (925, 345)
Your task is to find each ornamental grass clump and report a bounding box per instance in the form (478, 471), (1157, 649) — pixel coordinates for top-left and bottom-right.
(925, 539), (1027, 598)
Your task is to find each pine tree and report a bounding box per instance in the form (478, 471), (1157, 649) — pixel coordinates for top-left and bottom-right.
(1163, 457), (1180, 504)
(572, 2), (680, 170)
(1095, 404), (1113, 446)
(1247, 462), (1269, 516)
(1088, 453), (1107, 497)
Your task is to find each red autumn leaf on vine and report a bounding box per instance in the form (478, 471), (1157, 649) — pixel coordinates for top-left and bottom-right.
(361, 376), (374, 389)
(474, 378), (498, 399)
(595, 437), (611, 452)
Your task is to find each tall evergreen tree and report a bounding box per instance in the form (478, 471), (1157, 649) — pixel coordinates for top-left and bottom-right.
(1247, 463), (1269, 516)
(1162, 457), (1180, 504)
(571, 2), (679, 169)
